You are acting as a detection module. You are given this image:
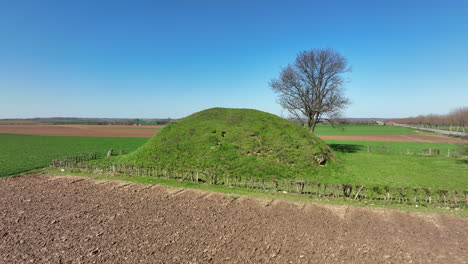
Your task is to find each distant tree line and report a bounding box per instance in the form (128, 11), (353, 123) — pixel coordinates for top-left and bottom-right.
(2, 118), (178, 126)
(396, 107), (468, 132)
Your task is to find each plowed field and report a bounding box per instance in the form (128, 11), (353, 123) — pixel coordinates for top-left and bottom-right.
(1, 125), (466, 143)
(0, 125), (161, 137)
(1, 175), (466, 263)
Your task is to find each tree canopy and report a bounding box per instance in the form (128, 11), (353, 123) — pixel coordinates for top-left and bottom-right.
(270, 48), (350, 132)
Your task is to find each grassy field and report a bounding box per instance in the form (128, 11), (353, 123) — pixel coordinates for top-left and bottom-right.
(313, 140), (467, 189)
(0, 134), (148, 177)
(2, 126), (466, 191)
(108, 137), (466, 190)
(314, 124), (416, 135)
(313, 151), (467, 190)
(324, 140), (464, 156)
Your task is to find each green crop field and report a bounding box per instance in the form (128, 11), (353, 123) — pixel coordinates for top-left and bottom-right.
(0, 134), (148, 177)
(314, 124), (416, 135)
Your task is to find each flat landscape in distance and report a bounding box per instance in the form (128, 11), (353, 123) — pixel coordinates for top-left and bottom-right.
(315, 124), (468, 143)
(0, 124), (161, 137)
(314, 124), (416, 135)
(1, 124), (466, 143)
(318, 133), (468, 143)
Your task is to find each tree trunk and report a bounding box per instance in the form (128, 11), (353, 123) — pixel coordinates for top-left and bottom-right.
(308, 115), (318, 132)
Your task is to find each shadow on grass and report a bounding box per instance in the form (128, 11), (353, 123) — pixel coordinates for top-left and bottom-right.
(457, 159), (468, 165)
(328, 144), (363, 153)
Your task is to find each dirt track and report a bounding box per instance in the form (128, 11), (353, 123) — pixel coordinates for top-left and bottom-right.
(1, 175), (467, 263)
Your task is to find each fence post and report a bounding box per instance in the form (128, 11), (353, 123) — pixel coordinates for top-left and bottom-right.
(296, 181), (305, 194)
(413, 188), (419, 203)
(464, 190), (468, 205)
(384, 186), (390, 201)
(273, 179), (279, 191)
(354, 185), (364, 200)
(423, 188), (432, 203)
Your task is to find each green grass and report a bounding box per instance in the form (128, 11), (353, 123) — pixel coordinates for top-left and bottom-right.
(324, 140), (464, 156)
(0, 134), (148, 177)
(2, 119), (466, 193)
(107, 134), (466, 190)
(313, 152), (467, 190)
(314, 124), (416, 135)
(313, 140), (468, 190)
(116, 108), (334, 179)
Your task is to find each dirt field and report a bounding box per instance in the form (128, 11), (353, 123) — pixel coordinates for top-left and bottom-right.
(1, 125), (467, 143)
(0, 125), (161, 137)
(1, 175), (466, 263)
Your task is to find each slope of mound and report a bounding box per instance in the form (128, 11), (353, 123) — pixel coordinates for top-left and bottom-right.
(120, 108), (335, 179)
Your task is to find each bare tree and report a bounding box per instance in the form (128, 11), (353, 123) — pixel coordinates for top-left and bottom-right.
(270, 48), (351, 132)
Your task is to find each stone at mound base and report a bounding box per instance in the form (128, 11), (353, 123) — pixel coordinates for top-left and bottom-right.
(123, 108), (335, 179)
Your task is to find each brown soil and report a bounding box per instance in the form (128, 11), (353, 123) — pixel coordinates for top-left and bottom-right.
(2, 125), (466, 144)
(0, 125), (161, 137)
(318, 134), (468, 144)
(1, 175), (466, 263)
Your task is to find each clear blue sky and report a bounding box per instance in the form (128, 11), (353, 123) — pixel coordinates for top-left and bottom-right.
(1, 0), (467, 119)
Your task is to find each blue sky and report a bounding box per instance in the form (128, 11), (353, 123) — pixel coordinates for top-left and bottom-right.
(1, 0), (467, 119)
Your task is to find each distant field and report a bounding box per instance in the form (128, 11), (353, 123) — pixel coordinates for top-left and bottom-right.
(314, 125), (416, 135)
(0, 120), (39, 125)
(0, 134), (148, 177)
(0, 125), (160, 137)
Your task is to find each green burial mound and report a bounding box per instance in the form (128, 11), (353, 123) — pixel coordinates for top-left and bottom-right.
(120, 108), (335, 179)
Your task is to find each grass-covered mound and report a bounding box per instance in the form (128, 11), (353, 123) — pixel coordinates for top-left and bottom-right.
(118, 108), (335, 179)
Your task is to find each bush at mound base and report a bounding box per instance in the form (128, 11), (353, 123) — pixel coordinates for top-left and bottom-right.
(121, 108), (335, 179)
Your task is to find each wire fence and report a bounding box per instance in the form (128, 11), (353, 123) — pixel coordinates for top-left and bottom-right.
(329, 144), (466, 157)
(51, 153), (468, 206)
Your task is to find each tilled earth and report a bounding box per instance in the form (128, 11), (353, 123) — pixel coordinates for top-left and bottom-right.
(0, 175), (467, 263)
(1, 125), (466, 143)
(0, 125), (161, 137)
